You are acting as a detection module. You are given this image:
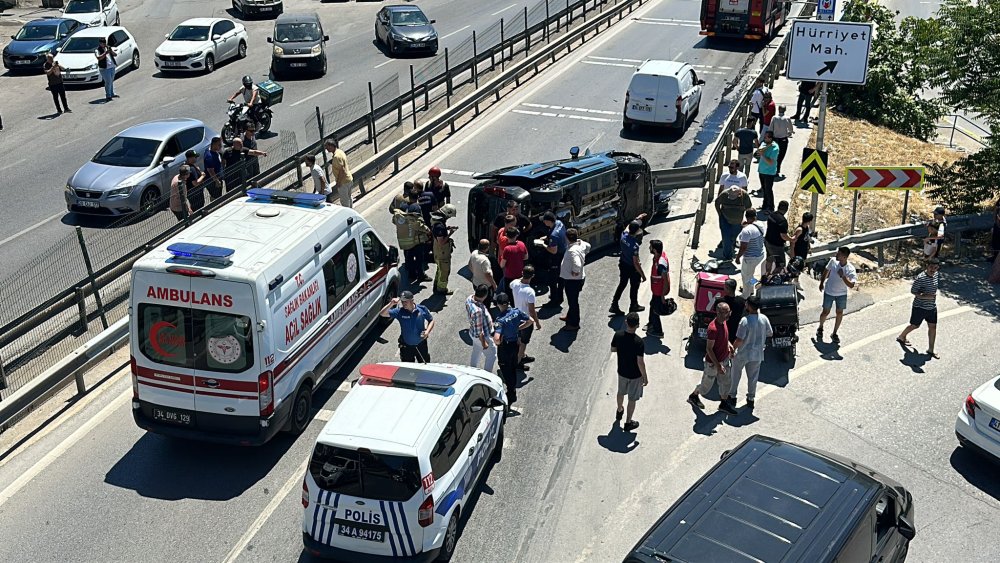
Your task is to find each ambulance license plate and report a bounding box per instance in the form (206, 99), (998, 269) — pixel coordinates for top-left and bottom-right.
(335, 519), (385, 542)
(152, 407), (192, 426)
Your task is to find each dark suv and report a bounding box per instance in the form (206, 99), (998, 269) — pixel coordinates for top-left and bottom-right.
(267, 12), (327, 77)
(625, 435), (916, 563)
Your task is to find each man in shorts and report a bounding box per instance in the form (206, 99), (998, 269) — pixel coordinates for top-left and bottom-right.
(611, 312), (647, 432)
(688, 302), (738, 415)
(896, 258), (941, 358)
(817, 246), (857, 343)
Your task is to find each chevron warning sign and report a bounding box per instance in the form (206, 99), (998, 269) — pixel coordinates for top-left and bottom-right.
(798, 148), (828, 195)
(844, 167), (925, 190)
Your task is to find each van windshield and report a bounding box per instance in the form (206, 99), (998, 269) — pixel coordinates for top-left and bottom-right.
(310, 444), (421, 502)
(138, 304), (254, 373)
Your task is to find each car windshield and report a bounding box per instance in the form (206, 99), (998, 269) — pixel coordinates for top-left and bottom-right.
(275, 22), (320, 42)
(14, 24), (57, 41)
(168, 25), (210, 41)
(61, 36), (102, 53)
(93, 136), (161, 168)
(391, 10), (429, 26)
(64, 0), (100, 13)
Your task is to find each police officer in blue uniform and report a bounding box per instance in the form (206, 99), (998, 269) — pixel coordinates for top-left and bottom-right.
(492, 293), (532, 410)
(379, 291), (435, 362)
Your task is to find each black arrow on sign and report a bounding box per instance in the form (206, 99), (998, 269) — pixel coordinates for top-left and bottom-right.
(816, 60), (838, 76)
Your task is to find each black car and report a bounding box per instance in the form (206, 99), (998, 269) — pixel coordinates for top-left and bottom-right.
(625, 435), (916, 563)
(232, 0), (283, 18)
(374, 4), (438, 56)
(268, 12), (327, 77)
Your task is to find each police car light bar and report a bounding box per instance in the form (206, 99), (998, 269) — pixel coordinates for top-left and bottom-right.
(247, 188), (326, 208)
(166, 243), (235, 265)
(359, 364), (457, 389)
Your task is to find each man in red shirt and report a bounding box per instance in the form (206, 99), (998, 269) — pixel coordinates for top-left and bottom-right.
(644, 239), (670, 338)
(688, 302), (738, 415)
(500, 227), (528, 302)
(760, 92), (776, 135)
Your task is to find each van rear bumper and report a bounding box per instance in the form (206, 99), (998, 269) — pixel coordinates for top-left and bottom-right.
(132, 398), (291, 446)
(302, 533), (439, 563)
(624, 114), (684, 130)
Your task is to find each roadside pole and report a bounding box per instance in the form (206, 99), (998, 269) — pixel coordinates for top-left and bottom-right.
(810, 81), (827, 221)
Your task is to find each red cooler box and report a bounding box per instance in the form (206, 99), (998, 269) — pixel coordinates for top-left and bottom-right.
(694, 272), (731, 314)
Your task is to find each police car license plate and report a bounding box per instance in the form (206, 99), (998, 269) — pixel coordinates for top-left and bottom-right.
(631, 103), (652, 112)
(772, 336), (793, 348)
(152, 407), (192, 426)
(990, 418), (1000, 432)
(335, 519), (386, 542)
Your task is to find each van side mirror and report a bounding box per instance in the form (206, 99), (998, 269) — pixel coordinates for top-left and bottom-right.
(266, 37), (273, 43)
(323, 35), (330, 42)
(430, 19), (437, 24)
(897, 514), (916, 541)
(387, 246), (399, 266)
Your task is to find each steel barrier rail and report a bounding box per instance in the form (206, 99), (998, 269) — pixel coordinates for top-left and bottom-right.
(652, 166), (707, 190)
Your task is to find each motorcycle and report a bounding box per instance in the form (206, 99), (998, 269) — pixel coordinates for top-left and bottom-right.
(222, 102), (273, 144)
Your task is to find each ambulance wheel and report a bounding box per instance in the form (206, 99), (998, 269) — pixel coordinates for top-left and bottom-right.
(287, 383), (312, 435)
(436, 512), (460, 562)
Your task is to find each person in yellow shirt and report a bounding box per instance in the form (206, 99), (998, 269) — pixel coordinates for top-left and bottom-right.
(324, 138), (354, 208)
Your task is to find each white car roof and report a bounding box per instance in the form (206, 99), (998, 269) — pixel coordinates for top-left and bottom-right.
(636, 59), (688, 77)
(69, 25), (128, 38)
(176, 18), (227, 27)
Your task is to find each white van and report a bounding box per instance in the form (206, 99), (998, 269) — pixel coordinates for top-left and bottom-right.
(129, 189), (401, 445)
(623, 60), (705, 132)
(302, 362), (506, 562)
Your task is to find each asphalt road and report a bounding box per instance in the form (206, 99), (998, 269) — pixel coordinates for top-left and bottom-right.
(0, 0), (538, 276)
(3, 1), (997, 562)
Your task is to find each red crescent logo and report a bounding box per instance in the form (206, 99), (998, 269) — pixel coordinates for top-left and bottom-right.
(149, 321), (177, 358)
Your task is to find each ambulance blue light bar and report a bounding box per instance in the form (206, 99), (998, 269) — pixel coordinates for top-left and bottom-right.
(166, 243), (235, 265)
(247, 188), (326, 208)
(359, 364), (456, 389)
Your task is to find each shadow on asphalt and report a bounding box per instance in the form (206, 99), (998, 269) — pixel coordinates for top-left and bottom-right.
(937, 261), (1000, 320)
(691, 403), (726, 436)
(897, 340), (930, 374)
(810, 337), (843, 362)
(597, 422), (638, 454)
(950, 447), (1000, 502)
(689, 37), (762, 54)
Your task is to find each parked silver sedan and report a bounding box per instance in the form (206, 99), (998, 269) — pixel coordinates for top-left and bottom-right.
(65, 118), (217, 216)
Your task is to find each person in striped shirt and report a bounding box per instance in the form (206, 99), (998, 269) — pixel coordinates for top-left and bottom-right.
(897, 258), (941, 359)
(735, 208), (767, 298)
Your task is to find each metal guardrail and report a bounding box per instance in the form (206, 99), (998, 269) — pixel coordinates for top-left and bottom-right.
(652, 166), (706, 190)
(936, 113), (990, 149)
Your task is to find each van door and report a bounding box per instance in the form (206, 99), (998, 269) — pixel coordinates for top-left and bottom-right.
(319, 237), (366, 367)
(655, 74), (681, 124)
(461, 384), (501, 497)
(627, 72), (659, 123)
(433, 401), (475, 522)
(360, 230), (393, 321)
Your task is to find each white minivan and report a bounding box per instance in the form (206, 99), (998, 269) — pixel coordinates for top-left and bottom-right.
(129, 189), (400, 445)
(302, 363), (506, 562)
(623, 60), (705, 132)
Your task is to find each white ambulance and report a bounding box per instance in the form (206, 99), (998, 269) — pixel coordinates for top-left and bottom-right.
(302, 363), (506, 562)
(129, 189), (400, 445)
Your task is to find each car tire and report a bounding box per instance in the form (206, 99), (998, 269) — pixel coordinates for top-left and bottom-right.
(319, 56), (327, 77)
(285, 383), (313, 436)
(237, 40), (247, 59)
(388, 38), (396, 56)
(204, 53), (215, 74)
(435, 512), (460, 562)
(131, 50), (140, 71)
(139, 186), (161, 214)
(258, 110), (272, 133)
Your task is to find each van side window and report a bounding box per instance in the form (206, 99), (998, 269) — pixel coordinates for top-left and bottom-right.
(430, 404), (469, 477)
(361, 231), (387, 272)
(322, 240), (361, 305)
(835, 511), (874, 563)
(690, 69), (699, 88)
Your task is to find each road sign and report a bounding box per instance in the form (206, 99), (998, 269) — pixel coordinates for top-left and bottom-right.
(786, 20), (873, 85)
(799, 148), (828, 195)
(818, 0), (836, 21)
(845, 167), (925, 190)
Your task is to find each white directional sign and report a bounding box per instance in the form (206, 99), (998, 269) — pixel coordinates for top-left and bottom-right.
(786, 20), (873, 85)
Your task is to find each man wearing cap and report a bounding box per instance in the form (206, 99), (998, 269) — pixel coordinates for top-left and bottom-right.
(493, 292), (532, 410)
(491, 200), (531, 255)
(925, 207), (946, 259)
(380, 291), (434, 363)
(183, 150), (207, 212)
(610, 221), (646, 315)
(729, 295), (772, 411)
(466, 284), (496, 371)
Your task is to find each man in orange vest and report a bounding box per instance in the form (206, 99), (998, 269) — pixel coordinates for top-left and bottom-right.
(645, 239), (670, 338)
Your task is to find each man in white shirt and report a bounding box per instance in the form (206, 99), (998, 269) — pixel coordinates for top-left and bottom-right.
(817, 246), (858, 343)
(735, 209), (767, 298)
(728, 295), (773, 411)
(718, 159), (749, 195)
(559, 228), (591, 330)
(748, 78), (769, 129)
(510, 265), (542, 368)
(467, 239), (497, 307)
(304, 155), (331, 200)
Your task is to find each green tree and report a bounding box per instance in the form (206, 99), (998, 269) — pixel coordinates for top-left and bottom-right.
(828, 0), (944, 140)
(926, 136), (1000, 215)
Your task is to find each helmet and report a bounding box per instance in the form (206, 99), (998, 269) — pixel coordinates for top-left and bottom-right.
(438, 204), (457, 219)
(428, 166), (441, 178)
(242, 75), (253, 87)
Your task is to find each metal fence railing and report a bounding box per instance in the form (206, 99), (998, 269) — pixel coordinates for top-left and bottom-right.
(936, 114), (990, 149)
(0, 0), (633, 410)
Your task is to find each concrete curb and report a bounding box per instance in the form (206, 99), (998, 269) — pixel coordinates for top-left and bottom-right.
(678, 224), (695, 299)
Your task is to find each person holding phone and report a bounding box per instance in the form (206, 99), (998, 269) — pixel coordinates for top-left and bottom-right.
(96, 37), (117, 102)
(817, 246), (858, 343)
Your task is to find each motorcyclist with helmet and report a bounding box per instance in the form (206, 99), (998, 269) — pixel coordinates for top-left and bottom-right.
(226, 75), (263, 134)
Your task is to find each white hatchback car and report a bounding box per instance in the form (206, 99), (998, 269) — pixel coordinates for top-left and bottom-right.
(61, 0), (120, 28)
(155, 18), (248, 74)
(302, 363), (506, 562)
(55, 26), (139, 84)
(956, 374), (1000, 462)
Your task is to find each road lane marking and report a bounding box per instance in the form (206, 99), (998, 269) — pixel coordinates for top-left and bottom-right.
(581, 60), (635, 68)
(222, 457), (310, 563)
(0, 211), (64, 248)
(511, 109), (617, 123)
(0, 158), (27, 173)
(492, 4), (517, 15)
(521, 102), (618, 115)
(588, 56), (643, 63)
(290, 81), (345, 107)
(56, 136), (87, 149)
(445, 180), (476, 188)
(633, 17), (700, 27)
(0, 389), (130, 509)
(107, 117), (137, 130)
(374, 59), (395, 69)
(161, 97), (187, 109)
(440, 25), (471, 41)
(440, 168), (477, 176)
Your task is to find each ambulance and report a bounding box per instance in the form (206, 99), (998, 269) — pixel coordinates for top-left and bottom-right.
(129, 189), (400, 445)
(302, 363), (506, 562)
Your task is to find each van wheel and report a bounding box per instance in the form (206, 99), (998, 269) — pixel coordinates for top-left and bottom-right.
(286, 384), (313, 435)
(435, 512), (460, 562)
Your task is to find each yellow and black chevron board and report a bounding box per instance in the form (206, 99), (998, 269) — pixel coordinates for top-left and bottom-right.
(798, 148), (828, 195)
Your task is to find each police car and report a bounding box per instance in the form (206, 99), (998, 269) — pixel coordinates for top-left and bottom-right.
(302, 363), (506, 562)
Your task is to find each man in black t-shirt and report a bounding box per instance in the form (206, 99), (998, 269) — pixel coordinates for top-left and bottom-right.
(764, 200), (792, 274)
(491, 200), (532, 254)
(221, 138), (266, 192)
(611, 313), (647, 432)
(794, 81), (817, 122)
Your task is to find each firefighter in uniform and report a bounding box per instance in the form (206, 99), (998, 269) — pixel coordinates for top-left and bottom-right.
(431, 204), (458, 295)
(394, 201), (432, 284)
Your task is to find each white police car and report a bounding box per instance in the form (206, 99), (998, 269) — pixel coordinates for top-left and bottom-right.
(302, 363), (506, 562)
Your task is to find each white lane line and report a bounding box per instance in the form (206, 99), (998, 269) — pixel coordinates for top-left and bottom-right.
(55, 136), (87, 149)
(440, 25), (471, 41)
(446, 180), (476, 188)
(0, 390), (130, 509)
(290, 81), (345, 107)
(511, 109), (617, 123)
(107, 117), (136, 130)
(439, 168), (477, 176)
(633, 20), (701, 27)
(673, 51), (684, 61)
(635, 17), (700, 24)
(0, 211), (65, 248)
(521, 102), (618, 115)
(581, 60), (635, 69)
(588, 55), (644, 63)
(0, 158), (27, 173)
(161, 97), (187, 109)
(222, 457), (310, 563)
(492, 3), (517, 15)
(374, 59), (395, 69)
(693, 64), (734, 70)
